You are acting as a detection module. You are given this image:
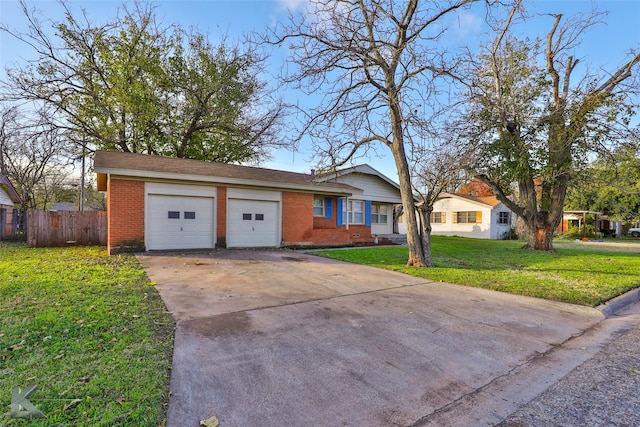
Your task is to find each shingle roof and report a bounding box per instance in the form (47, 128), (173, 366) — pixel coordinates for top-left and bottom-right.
(93, 150), (360, 195)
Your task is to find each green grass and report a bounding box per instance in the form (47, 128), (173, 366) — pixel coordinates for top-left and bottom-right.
(0, 242), (175, 426)
(314, 236), (640, 307)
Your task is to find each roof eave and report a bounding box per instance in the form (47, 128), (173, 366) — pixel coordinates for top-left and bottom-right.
(96, 167), (361, 196)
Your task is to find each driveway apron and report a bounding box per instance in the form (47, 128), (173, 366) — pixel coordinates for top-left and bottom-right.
(137, 250), (603, 427)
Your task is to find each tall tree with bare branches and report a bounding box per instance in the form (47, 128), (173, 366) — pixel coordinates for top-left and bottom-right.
(411, 144), (469, 266)
(267, 0), (480, 266)
(459, 2), (640, 250)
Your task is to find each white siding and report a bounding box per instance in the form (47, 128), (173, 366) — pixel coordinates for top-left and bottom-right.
(490, 207), (513, 239)
(430, 197), (493, 239)
(334, 174), (401, 203)
(0, 187), (14, 207)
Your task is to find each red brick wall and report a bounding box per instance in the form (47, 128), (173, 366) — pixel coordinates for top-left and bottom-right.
(281, 192), (314, 244)
(311, 224), (371, 246)
(216, 186), (227, 247)
(283, 194), (373, 247)
(107, 178), (145, 254)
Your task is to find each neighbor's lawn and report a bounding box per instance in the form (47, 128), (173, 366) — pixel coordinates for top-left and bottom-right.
(0, 243), (175, 427)
(314, 237), (640, 307)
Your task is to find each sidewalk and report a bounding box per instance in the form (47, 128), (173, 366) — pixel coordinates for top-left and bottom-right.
(497, 300), (640, 427)
(418, 297), (640, 426)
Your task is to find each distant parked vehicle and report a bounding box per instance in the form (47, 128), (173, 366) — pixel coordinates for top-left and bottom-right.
(628, 228), (640, 238)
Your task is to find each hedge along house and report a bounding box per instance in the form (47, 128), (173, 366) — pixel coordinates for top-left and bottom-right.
(94, 151), (403, 254)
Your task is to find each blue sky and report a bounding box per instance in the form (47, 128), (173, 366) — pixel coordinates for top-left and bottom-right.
(1, 0), (639, 181)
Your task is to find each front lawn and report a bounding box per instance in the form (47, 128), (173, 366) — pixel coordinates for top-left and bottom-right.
(0, 243), (175, 426)
(314, 237), (640, 307)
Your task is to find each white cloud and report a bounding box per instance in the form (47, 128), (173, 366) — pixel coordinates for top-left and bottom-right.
(452, 10), (483, 39)
(274, 0), (309, 14)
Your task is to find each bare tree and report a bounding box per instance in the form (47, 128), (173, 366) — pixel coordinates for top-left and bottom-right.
(267, 0), (480, 266)
(411, 143), (469, 266)
(0, 105), (70, 209)
(459, 1), (640, 250)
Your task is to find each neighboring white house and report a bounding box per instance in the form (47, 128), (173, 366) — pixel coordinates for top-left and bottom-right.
(314, 164), (403, 235)
(1, 175), (22, 239)
(429, 193), (513, 240)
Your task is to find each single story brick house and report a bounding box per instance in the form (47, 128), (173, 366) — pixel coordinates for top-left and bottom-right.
(428, 193), (513, 240)
(94, 151), (402, 254)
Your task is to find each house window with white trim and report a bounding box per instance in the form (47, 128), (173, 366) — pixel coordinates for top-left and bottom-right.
(498, 211), (510, 224)
(313, 197), (325, 217)
(343, 200), (365, 224)
(371, 204), (388, 224)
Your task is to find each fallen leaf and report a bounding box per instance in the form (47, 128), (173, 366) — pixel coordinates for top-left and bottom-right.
(78, 376), (91, 383)
(9, 341), (25, 351)
(116, 397), (125, 405)
(110, 337), (118, 343)
(630, 367), (640, 375)
(200, 415), (219, 427)
(63, 399), (83, 411)
(54, 353), (64, 360)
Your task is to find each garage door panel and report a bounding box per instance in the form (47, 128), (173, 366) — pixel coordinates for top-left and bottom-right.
(147, 195), (214, 250)
(227, 199), (279, 247)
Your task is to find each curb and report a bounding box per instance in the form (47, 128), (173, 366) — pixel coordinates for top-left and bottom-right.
(597, 287), (640, 318)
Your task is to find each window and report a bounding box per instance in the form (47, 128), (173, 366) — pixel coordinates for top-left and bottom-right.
(431, 212), (445, 224)
(168, 211), (180, 219)
(242, 213), (252, 220)
(184, 211), (196, 220)
(313, 197), (325, 216)
(255, 213), (264, 221)
(456, 211), (478, 223)
(498, 211), (510, 224)
(342, 200), (365, 224)
(371, 204), (388, 224)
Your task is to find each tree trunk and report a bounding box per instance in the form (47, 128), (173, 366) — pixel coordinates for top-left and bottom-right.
(417, 205), (435, 267)
(395, 150), (427, 266)
(523, 224), (556, 251)
(388, 86), (427, 267)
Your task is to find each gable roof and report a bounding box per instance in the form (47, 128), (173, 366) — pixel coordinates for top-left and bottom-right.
(0, 175), (22, 204)
(93, 151), (361, 196)
(438, 193), (503, 208)
(314, 164), (400, 191)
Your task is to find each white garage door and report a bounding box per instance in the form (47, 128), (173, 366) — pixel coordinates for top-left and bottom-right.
(227, 199), (279, 247)
(147, 195), (214, 250)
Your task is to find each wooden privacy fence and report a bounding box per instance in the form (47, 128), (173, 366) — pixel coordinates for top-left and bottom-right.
(27, 209), (107, 247)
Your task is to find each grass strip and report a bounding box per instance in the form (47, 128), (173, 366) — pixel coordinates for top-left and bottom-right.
(0, 243), (175, 426)
(313, 237), (640, 307)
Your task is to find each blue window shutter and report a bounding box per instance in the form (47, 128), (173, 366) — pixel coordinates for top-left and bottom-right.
(325, 198), (333, 219)
(365, 200), (372, 226)
(336, 198), (343, 226)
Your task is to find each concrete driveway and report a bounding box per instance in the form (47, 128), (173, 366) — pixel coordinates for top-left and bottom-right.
(137, 249), (604, 427)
